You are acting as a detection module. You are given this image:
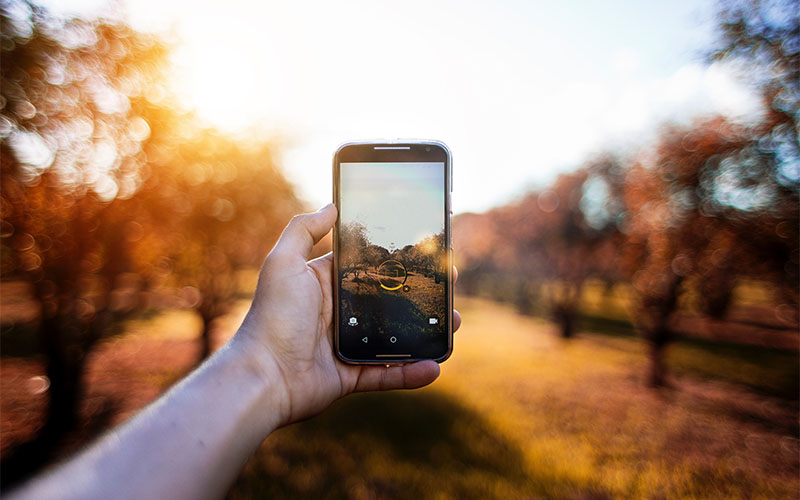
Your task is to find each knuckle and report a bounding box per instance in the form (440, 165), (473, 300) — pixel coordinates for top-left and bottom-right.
(379, 368), (390, 391)
(289, 214), (309, 227)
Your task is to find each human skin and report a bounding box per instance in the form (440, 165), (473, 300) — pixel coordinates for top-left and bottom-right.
(10, 204), (461, 500)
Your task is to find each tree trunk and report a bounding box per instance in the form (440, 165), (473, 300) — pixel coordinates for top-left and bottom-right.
(515, 281), (533, 315)
(1, 315), (89, 491)
(39, 314), (90, 441)
(641, 275), (683, 387)
(647, 329), (669, 387)
(555, 305), (575, 338)
(552, 281), (583, 338)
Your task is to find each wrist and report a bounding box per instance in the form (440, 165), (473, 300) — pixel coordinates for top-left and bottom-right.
(228, 326), (292, 431)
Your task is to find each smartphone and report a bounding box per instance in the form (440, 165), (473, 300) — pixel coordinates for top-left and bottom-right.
(333, 141), (453, 364)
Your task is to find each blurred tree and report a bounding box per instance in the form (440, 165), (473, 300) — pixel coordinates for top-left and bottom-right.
(133, 127), (299, 360)
(0, 1), (169, 473)
(710, 0), (799, 306)
(394, 244), (418, 273)
(339, 221), (369, 278)
(454, 157), (625, 337)
(623, 114), (798, 386)
(452, 211), (501, 295)
(412, 230), (447, 281)
(0, 1), (301, 486)
(364, 244), (389, 274)
(620, 0), (800, 386)
(453, 0), (797, 386)
(712, 0), (799, 150)
(520, 159), (625, 337)
(622, 118), (748, 386)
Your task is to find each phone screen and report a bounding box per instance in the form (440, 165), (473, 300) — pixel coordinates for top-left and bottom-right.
(335, 144), (451, 363)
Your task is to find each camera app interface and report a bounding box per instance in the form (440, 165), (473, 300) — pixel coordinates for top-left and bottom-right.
(338, 162), (448, 359)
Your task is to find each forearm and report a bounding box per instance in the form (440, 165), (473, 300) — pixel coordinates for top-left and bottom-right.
(10, 333), (286, 500)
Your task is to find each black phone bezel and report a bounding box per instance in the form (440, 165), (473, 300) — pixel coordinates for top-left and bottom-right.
(332, 141), (453, 365)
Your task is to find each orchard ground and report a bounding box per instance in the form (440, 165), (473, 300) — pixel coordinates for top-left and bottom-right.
(0, 290), (797, 499)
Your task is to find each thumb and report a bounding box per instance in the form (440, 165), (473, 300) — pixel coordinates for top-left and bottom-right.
(272, 204), (338, 260)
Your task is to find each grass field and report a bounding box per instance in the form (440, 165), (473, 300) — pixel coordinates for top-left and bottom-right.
(342, 270), (445, 320)
(229, 296), (798, 500)
(1, 295), (797, 499)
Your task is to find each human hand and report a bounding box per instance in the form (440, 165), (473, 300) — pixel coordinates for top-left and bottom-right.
(236, 204), (462, 425)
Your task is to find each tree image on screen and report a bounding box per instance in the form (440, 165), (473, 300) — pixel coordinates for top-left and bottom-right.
(339, 220), (446, 343)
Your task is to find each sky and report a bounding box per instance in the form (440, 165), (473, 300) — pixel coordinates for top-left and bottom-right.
(41, 0), (763, 214)
(340, 162), (444, 249)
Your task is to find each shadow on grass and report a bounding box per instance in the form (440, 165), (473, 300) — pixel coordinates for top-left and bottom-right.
(0, 308), (165, 359)
(577, 314), (637, 338)
(229, 390), (599, 499)
(577, 313), (799, 401)
(0, 395), (120, 492)
(666, 337), (800, 402)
